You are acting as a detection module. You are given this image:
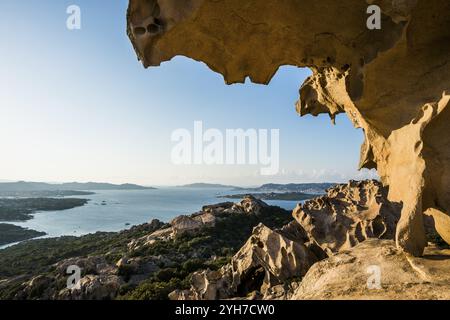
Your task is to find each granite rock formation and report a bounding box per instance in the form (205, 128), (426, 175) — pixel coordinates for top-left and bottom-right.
(170, 222), (322, 300)
(126, 0), (450, 256)
(292, 239), (450, 300)
(293, 180), (401, 254)
(3, 184), (449, 300)
(15, 256), (123, 300)
(171, 180), (435, 300)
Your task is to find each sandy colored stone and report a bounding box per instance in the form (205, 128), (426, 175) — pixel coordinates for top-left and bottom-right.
(231, 195), (268, 215)
(292, 239), (450, 300)
(293, 180), (401, 254)
(126, 0), (450, 256)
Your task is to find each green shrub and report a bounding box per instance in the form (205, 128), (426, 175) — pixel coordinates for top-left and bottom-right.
(155, 268), (178, 282)
(182, 258), (205, 273)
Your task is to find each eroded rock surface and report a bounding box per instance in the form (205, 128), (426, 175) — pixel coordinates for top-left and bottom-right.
(3, 195), (293, 300)
(127, 196), (267, 252)
(15, 256), (123, 300)
(171, 180), (408, 300)
(170, 222), (322, 300)
(126, 0), (450, 256)
(293, 180), (401, 254)
(292, 239), (450, 300)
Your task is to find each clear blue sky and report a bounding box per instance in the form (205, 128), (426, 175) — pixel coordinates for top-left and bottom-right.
(0, 0), (377, 186)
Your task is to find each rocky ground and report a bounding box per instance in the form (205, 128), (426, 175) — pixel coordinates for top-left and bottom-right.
(0, 180), (448, 300)
(0, 198), (89, 221)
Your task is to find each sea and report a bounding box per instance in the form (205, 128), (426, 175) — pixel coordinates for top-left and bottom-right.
(0, 187), (300, 249)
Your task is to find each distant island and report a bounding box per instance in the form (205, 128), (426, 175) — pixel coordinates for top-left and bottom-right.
(178, 183), (238, 189)
(0, 198), (89, 221)
(0, 181), (156, 193)
(240, 183), (336, 194)
(178, 182), (337, 193)
(0, 190), (94, 198)
(220, 192), (320, 201)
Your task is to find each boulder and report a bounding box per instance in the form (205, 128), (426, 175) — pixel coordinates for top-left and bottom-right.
(15, 275), (55, 300)
(58, 274), (124, 300)
(192, 212), (216, 226)
(202, 202), (234, 214)
(170, 223), (321, 300)
(232, 195), (269, 216)
(127, 226), (173, 251)
(170, 215), (204, 236)
(292, 239), (450, 300)
(293, 180), (401, 254)
(55, 256), (115, 276)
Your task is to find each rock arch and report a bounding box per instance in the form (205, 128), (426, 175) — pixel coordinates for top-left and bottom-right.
(126, 0), (450, 256)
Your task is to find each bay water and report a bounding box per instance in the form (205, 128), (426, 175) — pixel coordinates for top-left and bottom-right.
(1, 187), (299, 249)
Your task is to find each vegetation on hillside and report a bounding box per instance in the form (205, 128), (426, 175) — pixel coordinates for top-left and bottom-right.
(0, 205), (292, 300)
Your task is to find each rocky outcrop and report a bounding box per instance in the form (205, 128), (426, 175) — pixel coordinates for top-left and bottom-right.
(293, 180), (401, 254)
(3, 195), (293, 300)
(170, 222), (322, 300)
(4, 187), (449, 300)
(127, 196), (267, 252)
(232, 196), (269, 216)
(126, 0), (450, 256)
(170, 215), (205, 237)
(292, 239), (450, 300)
(15, 256), (123, 300)
(127, 219), (169, 251)
(171, 180), (407, 300)
(230, 223), (320, 295)
(58, 274), (123, 300)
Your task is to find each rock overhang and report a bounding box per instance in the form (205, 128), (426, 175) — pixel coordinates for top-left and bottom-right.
(126, 0), (450, 256)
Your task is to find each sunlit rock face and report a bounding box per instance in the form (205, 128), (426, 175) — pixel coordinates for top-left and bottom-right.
(293, 180), (402, 255)
(126, 0), (450, 256)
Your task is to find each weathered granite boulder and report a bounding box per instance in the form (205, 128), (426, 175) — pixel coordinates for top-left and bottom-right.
(202, 202), (234, 214)
(55, 256), (116, 276)
(293, 180), (402, 254)
(232, 196), (269, 216)
(230, 223), (320, 294)
(15, 275), (56, 300)
(14, 256), (122, 300)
